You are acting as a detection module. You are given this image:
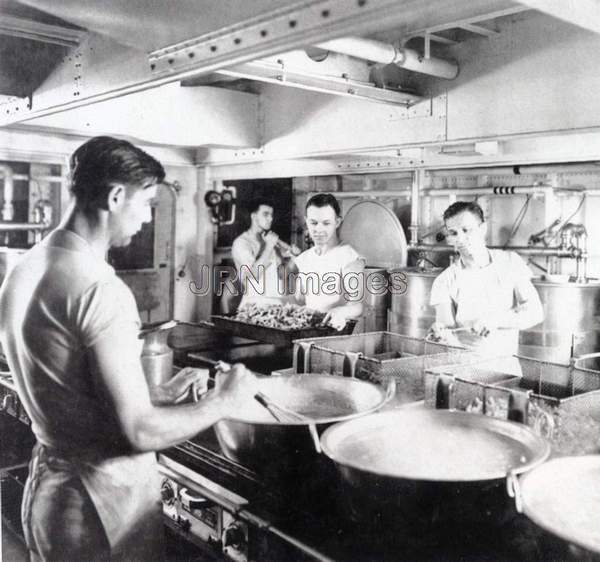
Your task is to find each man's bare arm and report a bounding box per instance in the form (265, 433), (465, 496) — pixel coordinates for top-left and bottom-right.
(90, 336), (257, 452)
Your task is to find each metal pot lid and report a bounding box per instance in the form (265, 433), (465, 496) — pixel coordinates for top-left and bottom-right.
(339, 199), (407, 269)
(518, 455), (600, 554)
(320, 409), (550, 482)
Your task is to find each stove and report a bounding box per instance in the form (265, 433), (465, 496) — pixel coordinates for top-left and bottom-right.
(0, 342), (567, 561)
(158, 429), (345, 562)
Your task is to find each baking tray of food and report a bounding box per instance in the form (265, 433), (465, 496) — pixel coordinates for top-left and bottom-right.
(211, 304), (356, 346)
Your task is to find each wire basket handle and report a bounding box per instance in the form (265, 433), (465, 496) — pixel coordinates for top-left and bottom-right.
(342, 351), (362, 378)
(294, 341), (314, 374)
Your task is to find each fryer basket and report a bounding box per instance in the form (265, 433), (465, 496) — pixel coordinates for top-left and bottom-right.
(291, 332), (475, 405)
(425, 355), (600, 456)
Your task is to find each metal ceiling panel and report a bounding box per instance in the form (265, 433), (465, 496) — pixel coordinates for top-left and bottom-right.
(24, 83), (260, 148)
(0, 36), (68, 96)
(1, 0), (527, 127)
(516, 0), (600, 35)
(16, 0), (312, 51)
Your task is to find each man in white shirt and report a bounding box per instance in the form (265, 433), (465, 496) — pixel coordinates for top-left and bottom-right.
(0, 136), (258, 561)
(294, 193), (365, 330)
(430, 200), (544, 356)
(232, 198), (298, 309)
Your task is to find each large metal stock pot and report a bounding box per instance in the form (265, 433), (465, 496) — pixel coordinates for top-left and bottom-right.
(521, 279), (600, 365)
(388, 268), (440, 338)
(214, 374), (393, 472)
(320, 409), (550, 537)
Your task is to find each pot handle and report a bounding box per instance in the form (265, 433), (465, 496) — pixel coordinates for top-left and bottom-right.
(435, 374), (454, 410)
(506, 469), (524, 513)
(342, 351), (362, 378)
(307, 423), (322, 454)
(384, 377), (397, 403)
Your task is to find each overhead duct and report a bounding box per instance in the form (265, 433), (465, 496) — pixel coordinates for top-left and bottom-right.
(316, 37), (458, 79)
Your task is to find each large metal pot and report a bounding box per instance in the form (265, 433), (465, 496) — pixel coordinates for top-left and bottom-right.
(320, 409), (550, 543)
(214, 374), (393, 473)
(516, 455), (600, 557)
(388, 267), (441, 337)
(521, 279), (600, 365)
(356, 267), (390, 333)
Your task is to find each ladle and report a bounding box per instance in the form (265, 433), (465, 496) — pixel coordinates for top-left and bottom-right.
(254, 392), (322, 453)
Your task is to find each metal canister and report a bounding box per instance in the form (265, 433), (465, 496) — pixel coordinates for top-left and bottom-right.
(356, 267), (390, 333)
(387, 268), (441, 337)
(139, 321), (177, 386)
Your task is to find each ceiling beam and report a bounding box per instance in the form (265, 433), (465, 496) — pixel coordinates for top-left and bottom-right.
(458, 23), (499, 36)
(0, 14), (84, 47)
(213, 61), (422, 106)
(407, 5), (529, 36)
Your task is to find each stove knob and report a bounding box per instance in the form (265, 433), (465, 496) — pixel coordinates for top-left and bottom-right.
(176, 515), (191, 532)
(222, 523), (245, 548)
(160, 480), (176, 506)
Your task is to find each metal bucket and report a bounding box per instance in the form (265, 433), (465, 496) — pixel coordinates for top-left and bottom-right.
(214, 373), (393, 473)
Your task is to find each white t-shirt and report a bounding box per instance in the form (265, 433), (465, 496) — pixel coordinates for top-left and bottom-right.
(294, 243), (363, 312)
(430, 249), (534, 355)
(0, 229), (161, 552)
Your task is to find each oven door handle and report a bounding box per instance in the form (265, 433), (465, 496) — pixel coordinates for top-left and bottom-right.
(179, 487), (215, 510)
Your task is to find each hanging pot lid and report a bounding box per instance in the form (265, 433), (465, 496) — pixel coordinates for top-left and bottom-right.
(518, 455), (600, 554)
(339, 199), (407, 269)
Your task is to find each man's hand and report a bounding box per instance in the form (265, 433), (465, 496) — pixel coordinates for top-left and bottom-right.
(323, 306), (352, 331)
(214, 363), (260, 416)
(279, 243), (301, 258)
(151, 367), (209, 405)
(428, 322), (462, 346)
(263, 231), (279, 249)
(467, 319), (494, 338)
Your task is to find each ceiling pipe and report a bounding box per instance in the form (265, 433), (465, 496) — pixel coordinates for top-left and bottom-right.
(0, 165), (14, 221)
(316, 37), (458, 80)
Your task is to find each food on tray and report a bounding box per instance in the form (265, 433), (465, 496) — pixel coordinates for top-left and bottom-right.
(234, 303), (325, 330)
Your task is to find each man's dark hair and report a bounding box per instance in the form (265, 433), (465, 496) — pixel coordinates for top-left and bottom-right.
(248, 197), (274, 215)
(305, 193), (341, 217)
(70, 136), (165, 211)
(443, 201), (485, 223)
